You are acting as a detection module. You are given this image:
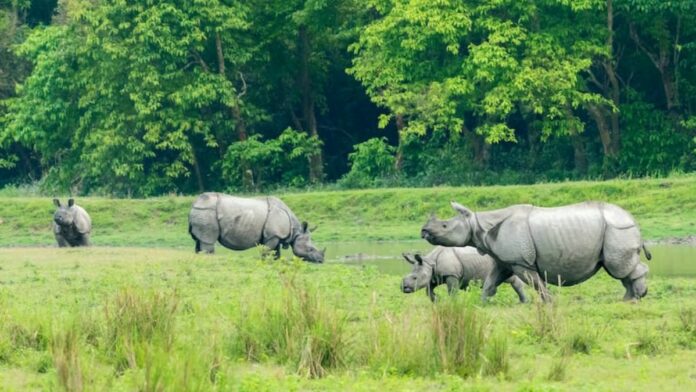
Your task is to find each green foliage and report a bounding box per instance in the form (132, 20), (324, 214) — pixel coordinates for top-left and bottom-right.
(339, 137), (396, 188)
(222, 128), (322, 190)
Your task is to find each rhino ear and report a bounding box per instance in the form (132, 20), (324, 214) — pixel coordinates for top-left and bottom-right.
(301, 221), (308, 233)
(414, 254), (424, 265)
(402, 252), (416, 264)
(53, 198), (61, 207)
(450, 201), (472, 217)
(68, 198), (75, 207)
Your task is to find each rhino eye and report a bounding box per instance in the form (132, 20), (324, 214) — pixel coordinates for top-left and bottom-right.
(442, 224), (447, 228)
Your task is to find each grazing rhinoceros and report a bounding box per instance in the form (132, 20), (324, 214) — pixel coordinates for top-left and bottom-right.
(53, 198), (92, 247)
(188, 192), (325, 263)
(401, 246), (527, 303)
(420, 201), (651, 302)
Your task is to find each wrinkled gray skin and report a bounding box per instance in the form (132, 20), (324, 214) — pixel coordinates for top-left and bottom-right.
(188, 193), (325, 263)
(421, 201), (651, 302)
(53, 198), (92, 247)
(401, 246), (527, 303)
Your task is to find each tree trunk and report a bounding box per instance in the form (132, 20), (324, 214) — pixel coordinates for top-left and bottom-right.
(393, 114), (405, 172)
(299, 25), (324, 183)
(604, 0), (621, 156)
(571, 135), (588, 175)
(190, 142), (205, 192)
(216, 32), (247, 142)
(587, 104), (615, 157)
(462, 123), (488, 168)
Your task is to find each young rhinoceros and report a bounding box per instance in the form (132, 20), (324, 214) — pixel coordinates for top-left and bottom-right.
(401, 246), (527, 303)
(188, 192), (325, 263)
(52, 198), (92, 247)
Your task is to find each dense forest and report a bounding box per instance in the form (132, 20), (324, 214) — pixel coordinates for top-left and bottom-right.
(0, 0), (695, 196)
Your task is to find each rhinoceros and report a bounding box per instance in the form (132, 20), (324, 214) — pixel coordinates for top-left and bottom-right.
(188, 192), (325, 263)
(401, 246), (527, 303)
(53, 198), (92, 247)
(420, 201), (651, 302)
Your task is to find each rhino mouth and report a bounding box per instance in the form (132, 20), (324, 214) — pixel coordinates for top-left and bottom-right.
(401, 285), (414, 293)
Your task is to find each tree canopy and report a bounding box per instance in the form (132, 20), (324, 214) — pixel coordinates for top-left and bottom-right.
(1, 0), (694, 195)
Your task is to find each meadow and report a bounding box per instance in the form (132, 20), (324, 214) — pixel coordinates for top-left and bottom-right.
(1, 176), (696, 390)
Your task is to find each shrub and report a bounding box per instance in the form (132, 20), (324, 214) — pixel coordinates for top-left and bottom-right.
(339, 138), (396, 188)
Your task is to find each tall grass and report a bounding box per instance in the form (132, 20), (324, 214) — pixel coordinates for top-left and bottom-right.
(231, 273), (349, 378)
(431, 296), (487, 378)
(52, 325), (83, 392)
(103, 288), (179, 371)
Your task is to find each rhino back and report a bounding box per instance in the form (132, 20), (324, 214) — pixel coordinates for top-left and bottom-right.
(528, 202), (604, 285)
(72, 205), (92, 234)
(216, 195), (268, 250)
(433, 247), (494, 281)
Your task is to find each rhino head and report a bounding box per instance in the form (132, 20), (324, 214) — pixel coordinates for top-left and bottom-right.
(53, 198), (76, 227)
(401, 252), (434, 293)
(420, 201), (474, 247)
(292, 222), (325, 263)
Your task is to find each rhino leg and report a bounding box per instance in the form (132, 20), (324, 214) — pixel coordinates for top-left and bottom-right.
(55, 234), (69, 248)
(426, 281), (439, 303)
(506, 276), (528, 303)
(482, 263), (513, 302)
(78, 233), (90, 247)
(512, 266), (551, 303)
(459, 279), (470, 292)
(445, 276), (460, 296)
(198, 241), (215, 254)
(263, 237), (282, 259)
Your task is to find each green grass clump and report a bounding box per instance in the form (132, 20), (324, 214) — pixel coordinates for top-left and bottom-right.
(103, 288), (179, 371)
(51, 325), (83, 392)
(431, 296), (487, 378)
(231, 270), (349, 378)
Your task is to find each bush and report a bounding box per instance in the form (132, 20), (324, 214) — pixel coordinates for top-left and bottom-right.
(339, 137), (396, 188)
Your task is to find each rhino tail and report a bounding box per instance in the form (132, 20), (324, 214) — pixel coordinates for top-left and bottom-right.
(641, 242), (652, 261)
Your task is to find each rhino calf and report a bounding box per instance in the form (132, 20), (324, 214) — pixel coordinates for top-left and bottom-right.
(188, 193), (325, 263)
(401, 246), (527, 303)
(53, 198), (92, 247)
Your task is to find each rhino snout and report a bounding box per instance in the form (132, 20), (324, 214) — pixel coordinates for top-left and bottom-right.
(420, 229), (430, 239)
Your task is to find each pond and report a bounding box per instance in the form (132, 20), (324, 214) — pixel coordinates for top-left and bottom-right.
(325, 241), (696, 278)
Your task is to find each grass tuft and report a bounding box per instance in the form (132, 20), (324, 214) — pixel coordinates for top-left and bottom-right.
(103, 288), (179, 371)
(52, 325), (83, 392)
(431, 296), (487, 378)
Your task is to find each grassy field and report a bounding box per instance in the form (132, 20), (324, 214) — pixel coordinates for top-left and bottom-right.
(0, 247), (695, 391)
(1, 175), (695, 247)
(1, 176), (695, 390)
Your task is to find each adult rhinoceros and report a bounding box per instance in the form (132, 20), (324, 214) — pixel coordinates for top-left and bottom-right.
(420, 201), (651, 302)
(53, 198), (92, 247)
(188, 192), (325, 263)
